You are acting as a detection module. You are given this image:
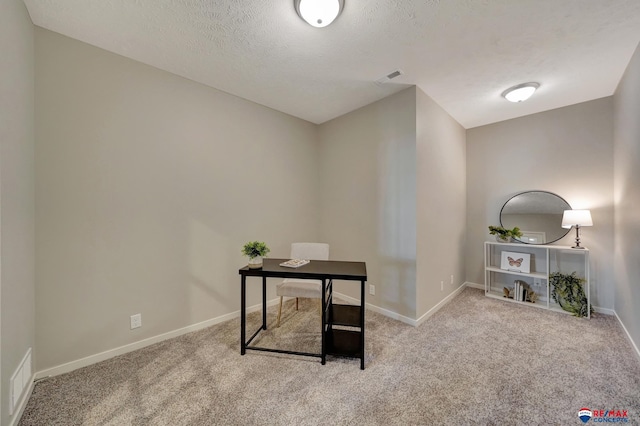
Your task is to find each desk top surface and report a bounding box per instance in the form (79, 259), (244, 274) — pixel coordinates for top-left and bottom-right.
(239, 258), (367, 281)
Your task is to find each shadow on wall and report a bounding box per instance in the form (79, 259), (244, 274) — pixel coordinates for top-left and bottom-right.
(378, 256), (417, 318)
(377, 128), (417, 318)
(377, 129), (416, 261)
(573, 204), (613, 309)
(188, 220), (237, 322)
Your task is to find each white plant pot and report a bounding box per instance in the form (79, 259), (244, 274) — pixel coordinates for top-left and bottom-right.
(248, 256), (263, 269)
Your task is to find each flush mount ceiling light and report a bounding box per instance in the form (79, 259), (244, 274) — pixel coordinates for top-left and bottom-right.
(501, 82), (540, 102)
(295, 0), (344, 28)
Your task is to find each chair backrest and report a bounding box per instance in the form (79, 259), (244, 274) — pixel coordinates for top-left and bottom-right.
(290, 243), (329, 261)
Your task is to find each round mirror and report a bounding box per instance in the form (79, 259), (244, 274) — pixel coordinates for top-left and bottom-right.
(500, 191), (572, 244)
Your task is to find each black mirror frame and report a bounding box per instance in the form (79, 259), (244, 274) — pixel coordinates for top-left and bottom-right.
(499, 190), (572, 245)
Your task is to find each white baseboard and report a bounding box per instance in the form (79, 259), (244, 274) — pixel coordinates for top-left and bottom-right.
(334, 282), (469, 328)
(9, 373), (35, 426)
(335, 283), (469, 328)
(465, 282), (484, 290)
(333, 292), (417, 326)
(36, 298), (282, 379)
(37, 291), (422, 378)
(614, 311), (640, 362)
(593, 306), (615, 316)
(414, 282), (468, 326)
(38, 292), (428, 380)
(40, 281), (626, 383)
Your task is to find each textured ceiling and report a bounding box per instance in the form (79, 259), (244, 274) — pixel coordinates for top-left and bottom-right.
(22, 0), (640, 128)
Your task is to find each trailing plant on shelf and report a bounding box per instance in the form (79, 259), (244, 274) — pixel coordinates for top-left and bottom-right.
(242, 241), (270, 269)
(549, 271), (593, 317)
(488, 225), (523, 242)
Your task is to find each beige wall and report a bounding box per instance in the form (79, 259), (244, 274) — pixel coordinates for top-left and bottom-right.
(466, 98), (615, 309)
(1, 0), (36, 424)
(35, 29), (320, 370)
(613, 42), (640, 350)
(318, 86), (466, 321)
(318, 88), (417, 318)
(416, 88), (466, 317)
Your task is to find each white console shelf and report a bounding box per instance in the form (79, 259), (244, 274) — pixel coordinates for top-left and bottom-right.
(484, 241), (590, 318)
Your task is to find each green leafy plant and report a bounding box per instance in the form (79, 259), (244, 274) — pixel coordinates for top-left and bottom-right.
(488, 225), (523, 240)
(241, 241), (270, 259)
(549, 271), (593, 317)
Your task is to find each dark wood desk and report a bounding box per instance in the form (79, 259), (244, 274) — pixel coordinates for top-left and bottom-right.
(238, 258), (367, 369)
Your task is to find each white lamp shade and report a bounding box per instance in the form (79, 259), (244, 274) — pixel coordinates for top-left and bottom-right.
(502, 82), (540, 102)
(562, 210), (593, 228)
(296, 0), (343, 28)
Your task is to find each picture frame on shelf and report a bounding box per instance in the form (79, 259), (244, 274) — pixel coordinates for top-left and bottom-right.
(500, 251), (531, 273)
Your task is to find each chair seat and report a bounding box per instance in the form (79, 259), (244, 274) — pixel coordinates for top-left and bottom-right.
(276, 243), (329, 327)
(276, 279), (322, 298)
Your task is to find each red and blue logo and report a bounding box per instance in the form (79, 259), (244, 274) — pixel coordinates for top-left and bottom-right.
(579, 408), (593, 423)
(579, 407), (629, 423)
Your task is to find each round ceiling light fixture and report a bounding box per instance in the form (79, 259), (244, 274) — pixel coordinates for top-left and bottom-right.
(295, 0), (344, 28)
(501, 82), (540, 102)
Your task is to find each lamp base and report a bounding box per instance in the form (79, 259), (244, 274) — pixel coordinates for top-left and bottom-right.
(571, 225), (586, 249)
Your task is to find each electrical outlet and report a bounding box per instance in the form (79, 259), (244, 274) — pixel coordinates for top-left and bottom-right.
(450, 274), (454, 284)
(130, 313), (142, 329)
(369, 284), (375, 295)
(440, 281), (444, 291)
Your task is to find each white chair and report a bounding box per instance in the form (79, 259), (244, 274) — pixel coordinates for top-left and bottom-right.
(276, 243), (329, 327)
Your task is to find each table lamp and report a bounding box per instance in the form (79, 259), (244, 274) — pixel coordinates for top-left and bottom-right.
(561, 210), (593, 249)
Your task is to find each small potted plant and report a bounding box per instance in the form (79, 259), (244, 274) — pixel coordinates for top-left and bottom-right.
(488, 225), (523, 243)
(242, 241), (270, 269)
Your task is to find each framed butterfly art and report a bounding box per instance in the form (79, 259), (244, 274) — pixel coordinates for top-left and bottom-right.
(500, 251), (531, 273)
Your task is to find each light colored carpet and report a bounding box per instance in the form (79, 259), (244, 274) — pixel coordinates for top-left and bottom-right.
(19, 288), (640, 425)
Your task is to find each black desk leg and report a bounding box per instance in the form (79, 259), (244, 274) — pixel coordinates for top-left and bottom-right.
(360, 280), (365, 370)
(241, 275), (246, 355)
(262, 276), (267, 330)
(321, 278), (326, 365)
